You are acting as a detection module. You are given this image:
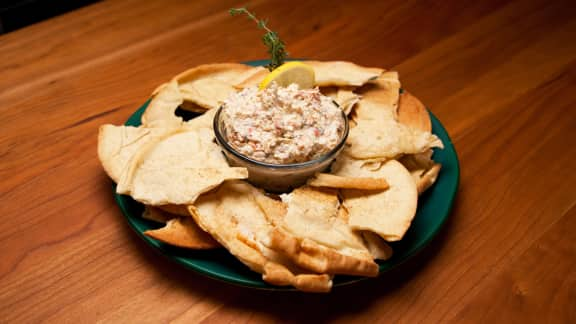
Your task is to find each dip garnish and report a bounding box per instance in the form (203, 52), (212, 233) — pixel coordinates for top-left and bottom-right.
(229, 7), (287, 71)
(221, 83), (344, 164)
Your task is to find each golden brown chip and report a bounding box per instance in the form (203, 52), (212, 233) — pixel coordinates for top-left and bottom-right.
(170, 63), (265, 111)
(306, 61), (384, 87)
(354, 71), (400, 121)
(307, 173), (389, 190)
(268, 225), (380, 278)
(330, 152), (376, 177)
(120, 165), (247, 206)
(338, 160), (418, 242)
(346, 71), (442, 160)
(398, 91), (432, 133)
(143, 207), (220, 249)
(268, 187), (379, 277)
(189, 181), (333, 292)
(346, 118), (443, 159)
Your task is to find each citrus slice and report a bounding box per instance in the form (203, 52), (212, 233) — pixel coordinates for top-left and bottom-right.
(259, 61), (316, 89)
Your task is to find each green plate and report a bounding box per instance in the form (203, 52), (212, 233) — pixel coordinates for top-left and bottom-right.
(113, 60), (460, 290)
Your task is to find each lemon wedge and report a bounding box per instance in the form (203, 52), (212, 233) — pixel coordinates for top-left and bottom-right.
(259, 61), (315, 89)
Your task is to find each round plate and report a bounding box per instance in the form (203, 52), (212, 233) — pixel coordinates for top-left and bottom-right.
(113, 60), (460, 290)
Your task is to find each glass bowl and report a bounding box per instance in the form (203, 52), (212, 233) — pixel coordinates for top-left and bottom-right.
(213, 105), (349, 193)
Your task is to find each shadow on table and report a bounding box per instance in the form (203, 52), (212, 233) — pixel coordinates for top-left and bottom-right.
(116, 190), (461, 322)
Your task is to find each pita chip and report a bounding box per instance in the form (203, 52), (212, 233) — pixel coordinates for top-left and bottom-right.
(337, 160), (418, 241)
(141, 80), (183, 128)
(189, 181), (333, 292)
(268, 187), (379, 277)
(307, 173), (389, 190)
(116, 126), (247, 205)
(143, 207), (220, 249)
(398, 91), (432, 133)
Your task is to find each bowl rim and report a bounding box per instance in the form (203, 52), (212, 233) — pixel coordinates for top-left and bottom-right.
(213, 103), (350, 170)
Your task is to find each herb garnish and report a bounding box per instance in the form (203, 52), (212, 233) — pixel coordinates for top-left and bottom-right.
(229, 7), (288, 71)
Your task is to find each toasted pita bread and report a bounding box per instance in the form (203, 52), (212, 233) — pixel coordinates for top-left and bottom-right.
(98, 103), (216, 185)
(97, 125), (178, 182)
(330, 152), (377, 177)
(179, 78), (237, 111)
(171, 63), (264, 110)
(346, 118), (443, 159)
(398, 91), (431, 133)
(143, 207), (220, 249)
(346, 73), (443, 160)
(267, 187), (378, 277)
(306, 61), (384, 87)
(338, 160), (418, 241)
(130, 167), (246, 205)
(188, 181), (333, 292)
(141, 80), (184, 128)
(98, 82), (185, 182)
(116, 126), (248, 205)
(354, 72), (400, 121)
(307, 173), (389, 190)
(99, 82), (185, 182)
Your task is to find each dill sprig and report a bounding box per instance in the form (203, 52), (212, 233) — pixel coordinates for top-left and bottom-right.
(229, 7), (288, 71)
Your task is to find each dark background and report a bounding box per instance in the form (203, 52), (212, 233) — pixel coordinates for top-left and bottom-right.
(0, 0), (99, 34)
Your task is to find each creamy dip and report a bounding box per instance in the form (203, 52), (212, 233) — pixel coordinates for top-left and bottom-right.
(221, 83), (344, 164)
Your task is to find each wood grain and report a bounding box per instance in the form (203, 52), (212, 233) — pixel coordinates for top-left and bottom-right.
(1, 0), (575, 322)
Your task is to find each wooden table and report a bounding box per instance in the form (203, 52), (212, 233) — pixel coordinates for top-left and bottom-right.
(1, 0), (575, 322)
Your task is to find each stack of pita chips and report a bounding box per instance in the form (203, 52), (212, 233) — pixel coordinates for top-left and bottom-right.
(97, 61), (443, 292)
